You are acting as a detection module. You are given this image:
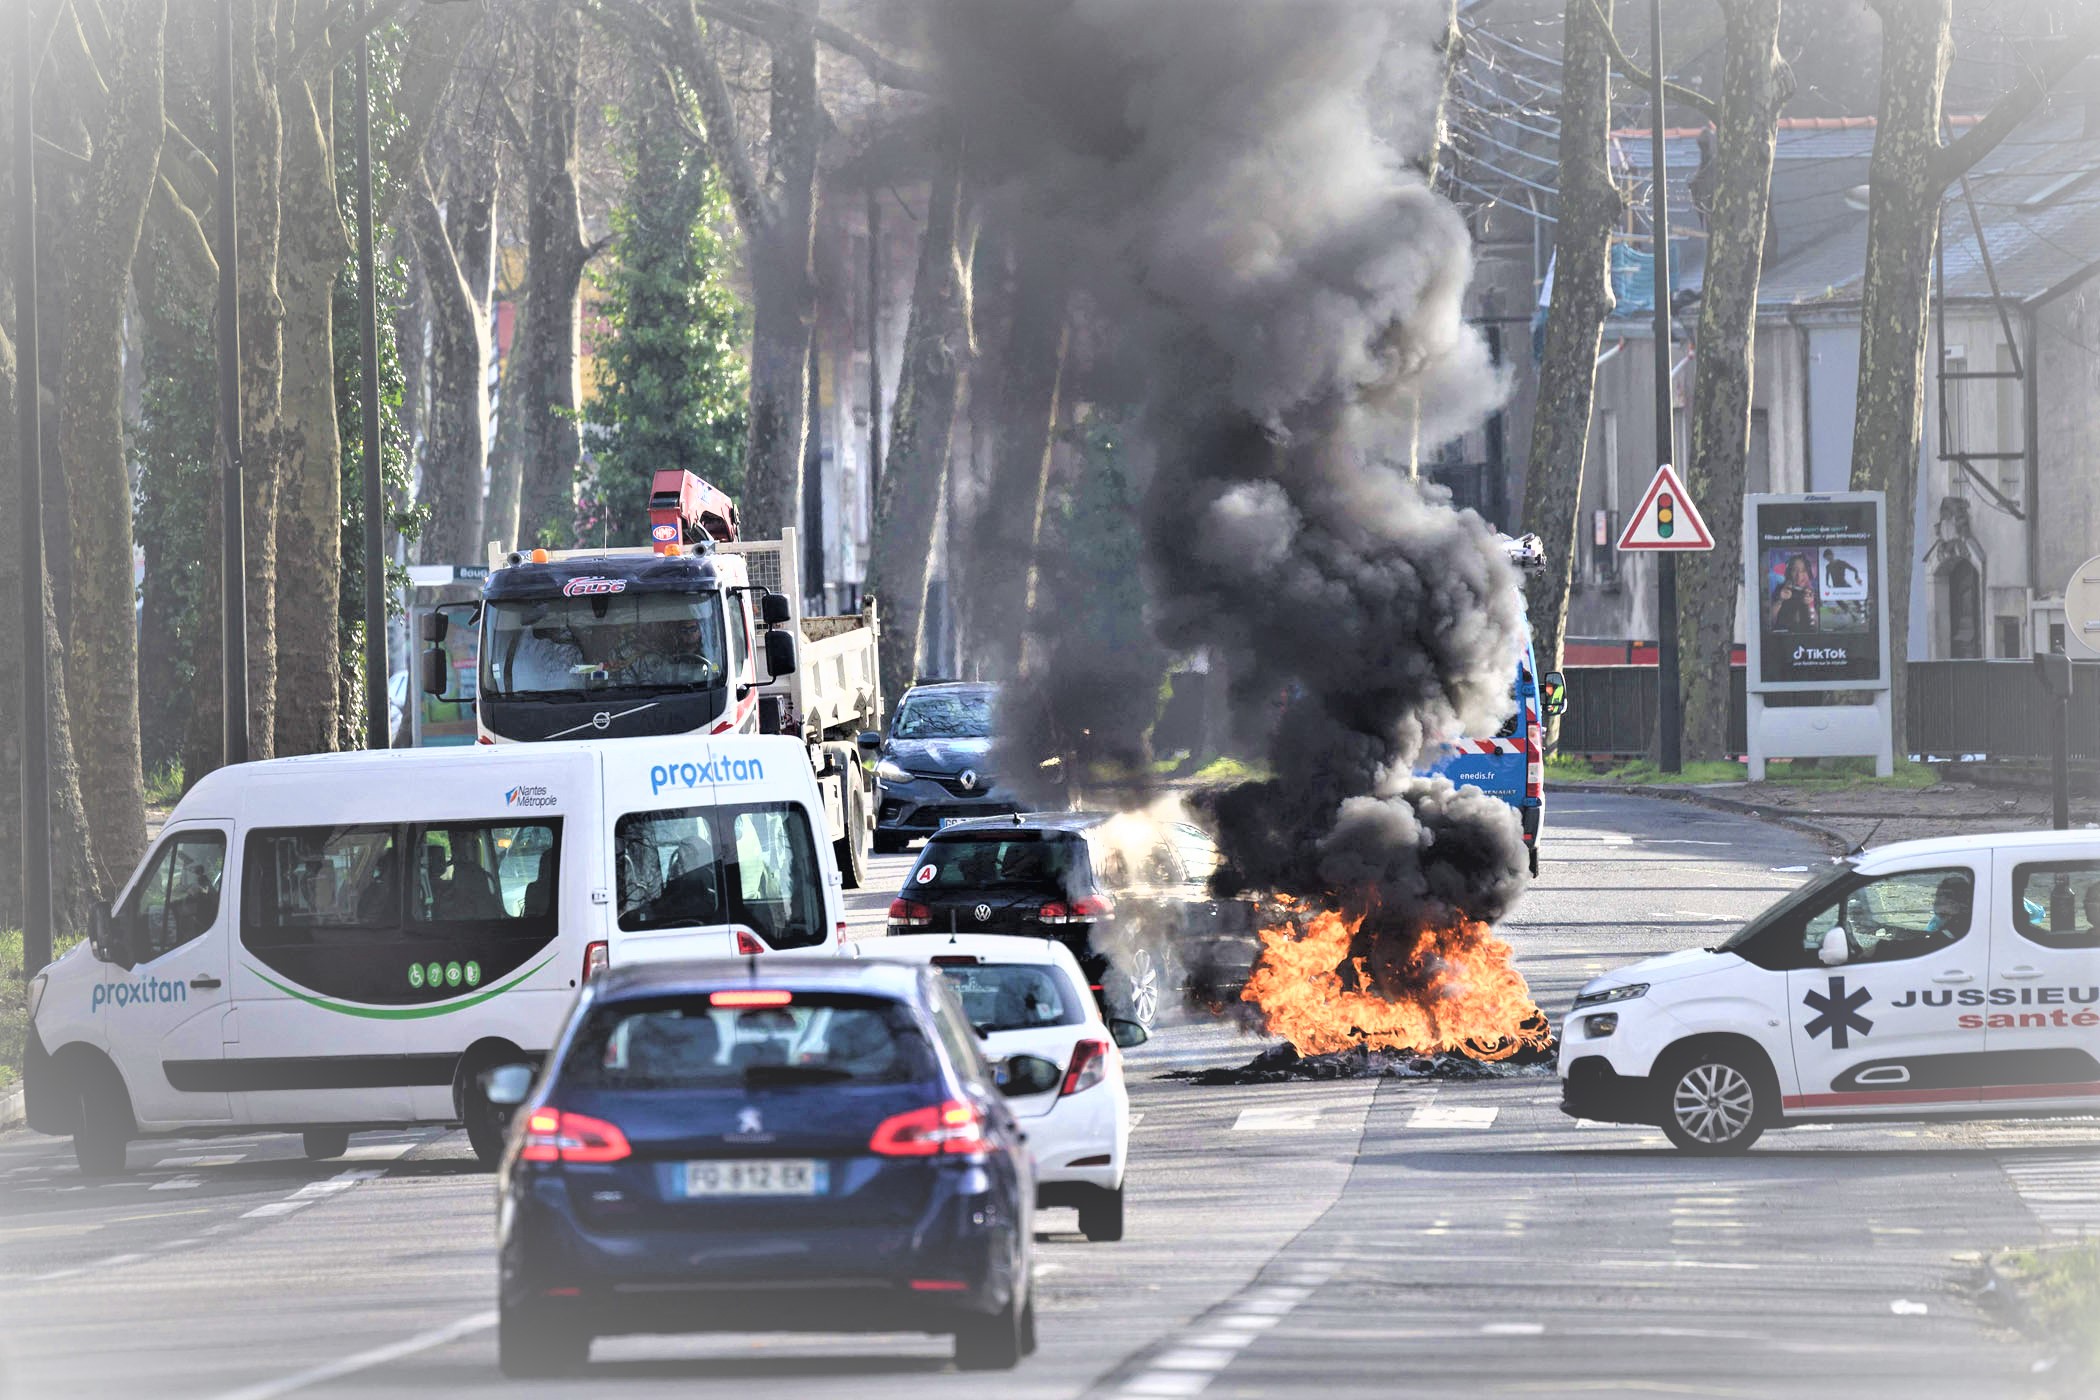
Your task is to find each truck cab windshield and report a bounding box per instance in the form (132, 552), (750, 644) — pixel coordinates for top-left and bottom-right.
(481, 591), (727, 699)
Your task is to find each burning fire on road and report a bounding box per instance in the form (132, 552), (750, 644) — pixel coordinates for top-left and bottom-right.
(1240, 901), (1549, 1062)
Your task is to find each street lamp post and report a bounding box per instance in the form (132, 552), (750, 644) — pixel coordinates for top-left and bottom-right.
(218, 0), (250, 766)
(1649, 0), (1682, 774)
(354, 0), (389, 750)
(15, 0), (53, 978)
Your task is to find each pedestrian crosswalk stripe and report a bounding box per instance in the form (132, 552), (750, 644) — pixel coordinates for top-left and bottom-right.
(1998, 1151), (2100, 1237)
(1408, 1104), (1498, 1130)
(1232, 1107), (1322, 1132)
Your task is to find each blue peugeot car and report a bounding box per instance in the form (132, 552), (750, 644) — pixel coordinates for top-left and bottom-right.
(487, 960), (1037, 1375)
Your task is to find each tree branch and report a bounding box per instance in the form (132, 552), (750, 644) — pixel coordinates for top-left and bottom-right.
(296, 0), (418, 82)
(665, 0), (773, 239)
(709, 0), (932, 91)
(1590, 0), (1719, 121)
(34, 132), (92, 173)
(1932, 24), (2100, 183)
(148, 174), (219, 288)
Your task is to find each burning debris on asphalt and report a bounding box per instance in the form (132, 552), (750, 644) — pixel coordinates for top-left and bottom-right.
(1164, 1033), (1556, 1088)
(939, 1), (1550, 1061)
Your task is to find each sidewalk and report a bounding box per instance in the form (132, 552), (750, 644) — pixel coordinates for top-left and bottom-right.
(1563, 772), (2099, 849)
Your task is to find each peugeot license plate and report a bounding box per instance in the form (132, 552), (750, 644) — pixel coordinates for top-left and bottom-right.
(679, 1159), (825, 1198)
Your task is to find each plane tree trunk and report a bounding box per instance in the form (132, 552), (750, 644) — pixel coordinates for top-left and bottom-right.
(1677, 0), (1786, 762)
(866, 131), (973, 718)
(1519, 0), (1622, 733)
(408, 160), (492, 564)
(1848, 0), (2097, 745)
(514, 0), (593, 548)
(58, 0), (168, 889)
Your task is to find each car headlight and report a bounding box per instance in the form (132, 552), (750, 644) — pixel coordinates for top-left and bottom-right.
(1572, 981), (1648, 1009)
(28, 973), (48, 1022)
(874, 759), (913, 783)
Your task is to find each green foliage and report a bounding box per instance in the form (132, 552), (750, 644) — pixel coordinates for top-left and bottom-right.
(582, 80), (750, 542)
(1582, 756), (1939, 789)
(1996, 1246), (2100, 1377)
(332, 23), (424, 713)
(143, 763), (185, 808)
(1, 926), (84, 1089)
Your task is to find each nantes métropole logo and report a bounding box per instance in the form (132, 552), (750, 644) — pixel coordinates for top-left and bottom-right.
(505, 784), (556, 809)
(1803, 976), (1874, 1050)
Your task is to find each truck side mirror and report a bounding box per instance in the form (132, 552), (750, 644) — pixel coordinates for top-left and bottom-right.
(760, 591), (792, 628)
(419, 610), (448, 644)
(855, 730), (882, 751)
(764, 628), (797, 677)
(1819, 926), (1850, 967)
(421, 646), (454, 699)
(1541, 671), (1568, 718)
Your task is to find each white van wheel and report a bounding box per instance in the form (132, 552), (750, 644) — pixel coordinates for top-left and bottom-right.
(1659, 1050), (1766, 1154)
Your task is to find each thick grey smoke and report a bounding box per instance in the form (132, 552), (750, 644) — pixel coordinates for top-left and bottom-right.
(943, 3), (1529, 966)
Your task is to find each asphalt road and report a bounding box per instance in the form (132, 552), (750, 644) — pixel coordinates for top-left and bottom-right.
(4, 794), (2095, 1400)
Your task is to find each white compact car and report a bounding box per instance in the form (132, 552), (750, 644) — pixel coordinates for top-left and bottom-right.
(866, 933), (1142, 1240)
(1560, 830), (2100, 1153)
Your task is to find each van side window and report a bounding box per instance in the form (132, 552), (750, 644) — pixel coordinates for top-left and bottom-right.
(241, 822), (563, 1007)
(2012, 861), (2100, 951)
(125, 832), (227, 963)
(615, 802), (825, 949)
(408, 821), (562, 933)
(243, 826), (400, 944)
(1801, 866), (1975, 965)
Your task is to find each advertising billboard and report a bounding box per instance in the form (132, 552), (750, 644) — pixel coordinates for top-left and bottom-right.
(1744, 492), (1889, 693)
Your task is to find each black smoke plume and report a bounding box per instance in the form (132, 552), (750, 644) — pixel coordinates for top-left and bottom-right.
(940, 3), (1530, 987)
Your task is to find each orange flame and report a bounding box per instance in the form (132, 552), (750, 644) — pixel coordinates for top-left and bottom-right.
(1240, 902), (1550, 1060)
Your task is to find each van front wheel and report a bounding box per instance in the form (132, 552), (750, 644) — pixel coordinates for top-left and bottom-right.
(1658, 1048), (1767, 1154)
(73, 1063), (133, 1177)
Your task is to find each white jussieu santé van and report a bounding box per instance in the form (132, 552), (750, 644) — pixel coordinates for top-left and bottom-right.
(23, 734), (846, 1174)
(1560, 830), (2100, 1153)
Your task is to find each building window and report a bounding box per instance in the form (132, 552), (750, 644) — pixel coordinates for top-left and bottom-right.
(1941, 350), (1968, 496)
(1995, 343), (2024, 500)
(1941, 560), (1981, 659)
(1996, 615), (2023, 659)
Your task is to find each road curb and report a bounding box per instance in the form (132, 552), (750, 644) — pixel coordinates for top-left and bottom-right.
(1558, 782), (1854, 853)
(0, 1082), (23, 1132)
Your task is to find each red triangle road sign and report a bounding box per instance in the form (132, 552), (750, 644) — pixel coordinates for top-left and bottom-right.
(1615, 463), (1714, 551)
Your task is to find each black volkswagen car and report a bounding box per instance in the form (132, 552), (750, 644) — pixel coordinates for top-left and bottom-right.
(864, 682), (1017, 852)
(885, 813), (1256, 1029)
(488, 959), (1036, 1376)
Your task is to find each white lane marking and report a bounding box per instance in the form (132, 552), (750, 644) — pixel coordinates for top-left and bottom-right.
(241, 1201), (311, 1219)
(1408, 1104), (1498, 1130)
(1890, 1300), (1930, 1316)
(1596, 1258), (1761, 1271)
(1482, 1322), (1545, 1336)
(1232, 1107), (1321, 1132)
(1182, 1331), (1261, 1350)
(1152, 1349), (1240, 1372)
(152, 1154), (246, 1169)
(1998, 1150), (2100, 1237)
(286, 1169), (383, 1201)
(206, 1310), (497, 1400)
(1211, 1313), (1283, 1331)
(1119, 1373), (1213, 1398)
(150, 1176), (205, 1192)
(1128, 1112), (1145, 1129)
(340, 1143), (416, 1162)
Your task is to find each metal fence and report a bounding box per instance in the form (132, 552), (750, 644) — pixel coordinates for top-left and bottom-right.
(1558, 660), (2100, 761)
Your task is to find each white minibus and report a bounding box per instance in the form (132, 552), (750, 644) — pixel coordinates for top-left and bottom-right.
(22, 735), (846, 1174)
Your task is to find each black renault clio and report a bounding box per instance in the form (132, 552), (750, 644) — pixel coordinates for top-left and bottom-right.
(488, 959), (1036, 1375)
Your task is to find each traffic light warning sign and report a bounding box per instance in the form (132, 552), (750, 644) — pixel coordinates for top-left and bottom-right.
(1616, 463), (1714, 551)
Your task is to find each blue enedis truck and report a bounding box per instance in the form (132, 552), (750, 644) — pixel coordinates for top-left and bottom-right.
(1420, 534), (1568, 879)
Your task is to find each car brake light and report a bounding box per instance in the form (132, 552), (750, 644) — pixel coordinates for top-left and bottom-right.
(710, 989), (793, 1008)
(735, 928), (766, 955)
(888, 898), (931, 929)
(521, 1108), (631, 1164)
(1525, 739), (1543, 798)
(1071, 894), (1114, 920)
(1062, 1039), (1110, 1096)
(869, 1100), (987, 1156)
(1038, 901), (1071, 925)
(582, 941), (609, 983)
